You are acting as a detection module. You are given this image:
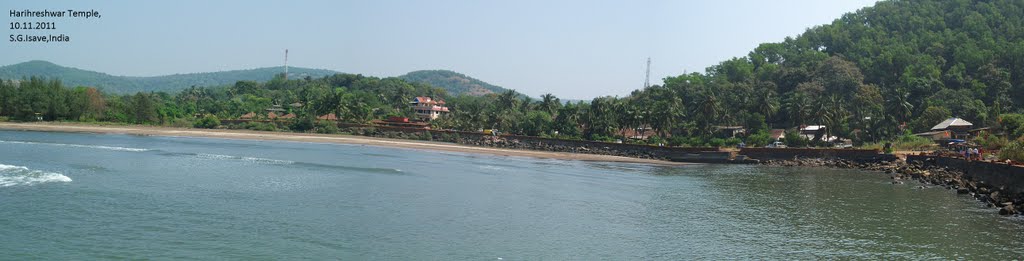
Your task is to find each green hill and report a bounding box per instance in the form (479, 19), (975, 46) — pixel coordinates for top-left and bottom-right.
(628, 0), (1024, 138)
(0, 61), (517, 97)
(0, 60), (339, 94)
(398, 70), (511, 97)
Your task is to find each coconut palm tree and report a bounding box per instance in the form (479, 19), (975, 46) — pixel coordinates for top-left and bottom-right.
(539, 93), (561, 115)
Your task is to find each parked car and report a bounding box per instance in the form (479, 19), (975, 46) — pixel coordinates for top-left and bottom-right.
(766, 141), (787, 148)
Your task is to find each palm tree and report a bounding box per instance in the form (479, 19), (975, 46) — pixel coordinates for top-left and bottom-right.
(693, 90), (721, 136)
(885, 87), (913, 126)
(539, 93), (561, 115)
(587, 97), (620, 138)
(650, 97), (683, 137)
(497, 90), (519, 111)
(783, 92), (810, 127)
(756, 89), (779, 123)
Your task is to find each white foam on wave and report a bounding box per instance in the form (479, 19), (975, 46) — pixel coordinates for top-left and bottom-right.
(0, 140), (149, 152)
(479, 165), (505, 171)
(0, 163), (72, 187)
(195, 153), (295, 165)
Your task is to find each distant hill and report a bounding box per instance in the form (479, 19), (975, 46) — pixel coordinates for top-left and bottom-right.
(0, 61), (529, 98)
(0, 60), (339, 94)
(398, 70), (511, 97)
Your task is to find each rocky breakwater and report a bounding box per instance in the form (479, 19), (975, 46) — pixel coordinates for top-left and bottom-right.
(762, 157), (1024, 216)
(760, 157), (901, 170)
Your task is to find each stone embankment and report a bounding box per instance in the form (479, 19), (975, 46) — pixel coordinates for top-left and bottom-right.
(763, 156), (1024, 216)
(344, 127), (732, 163)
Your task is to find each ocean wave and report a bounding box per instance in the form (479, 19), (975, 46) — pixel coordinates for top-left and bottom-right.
(294, 162), (404, 174)
(0, 140), (149, 152)
(0, 163), (72, 187)
(194, 153), (296, 165)
(163, 152), (403, 174)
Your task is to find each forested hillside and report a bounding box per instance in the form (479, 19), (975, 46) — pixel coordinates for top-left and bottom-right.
(0, 61), (339, 94)
(616, 0), (1023, 140)
(398, 70), (511, 96)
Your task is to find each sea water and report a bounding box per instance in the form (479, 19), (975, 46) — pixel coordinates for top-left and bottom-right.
(1, 130), (1023, 259)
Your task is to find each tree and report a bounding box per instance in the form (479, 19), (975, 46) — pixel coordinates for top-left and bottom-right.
(554, 102), (584, 138)
(194, 114), (221, 129)
(522, 111), (553, 136)
(586, 96), (620, 139)
(911, 106), (952, 133)
(783, 91), (810, 127)
(885, 87), (913, 126)
(693, 90), (721, 136)
(131, 92), (159, 124)
(539, 93), (561, 116)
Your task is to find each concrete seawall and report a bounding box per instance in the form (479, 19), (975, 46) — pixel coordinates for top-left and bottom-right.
(739, 148), (896, 162)
(334, 125), (734, 163)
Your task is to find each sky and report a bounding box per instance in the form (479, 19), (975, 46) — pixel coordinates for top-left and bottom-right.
(5, 0), (879, 99)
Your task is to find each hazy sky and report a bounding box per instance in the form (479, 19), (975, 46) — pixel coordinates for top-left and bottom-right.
(5, 0), (878, 99)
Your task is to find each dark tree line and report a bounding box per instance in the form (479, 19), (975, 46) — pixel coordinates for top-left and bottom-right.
(2, 0), (1024, 150)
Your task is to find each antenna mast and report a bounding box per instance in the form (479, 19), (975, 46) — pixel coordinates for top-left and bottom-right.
(644, 57), (651, 88)
(284, 49), (289, 80)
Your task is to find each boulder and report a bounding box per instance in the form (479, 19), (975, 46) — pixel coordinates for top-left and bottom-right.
(1000, 206), (1014, 215)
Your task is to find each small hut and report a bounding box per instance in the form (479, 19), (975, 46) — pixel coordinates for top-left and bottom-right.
(931, 118), (973, 140)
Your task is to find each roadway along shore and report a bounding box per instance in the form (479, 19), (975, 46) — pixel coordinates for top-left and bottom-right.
(0, 122), (694, 166)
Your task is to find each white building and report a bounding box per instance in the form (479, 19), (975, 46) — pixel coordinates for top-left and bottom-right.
(410, 96), (449, 121)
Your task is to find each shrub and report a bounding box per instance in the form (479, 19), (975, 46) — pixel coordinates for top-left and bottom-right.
(746, 130), (772, 147)
(892, 133), (934, 151)
(169, 118), (193, 128)
(708, 138), (726, 147)
(999, 140), (1024, 162)
(686, 137), (707, 147)
(246, 122), (277, 131)
(724, 137), (743, 146)
(668, 137), (688, 147)
(784, 130), (807, 147)
(647, 135), (665, 145)
(193, 115), (220, 129)
(975, 133), (1008, 150)
(289, 116), (315, 132)
(315, 120), (339, 134)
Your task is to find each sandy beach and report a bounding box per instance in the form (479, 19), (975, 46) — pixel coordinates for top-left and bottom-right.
(0, 122), (691, 166)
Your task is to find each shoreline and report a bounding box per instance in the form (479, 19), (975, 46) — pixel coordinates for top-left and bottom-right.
(0, 122), (694, 166)
(762, 157), (1024, 216)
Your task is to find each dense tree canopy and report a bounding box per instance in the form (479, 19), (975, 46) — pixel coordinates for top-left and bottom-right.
(2, 0), (1023, 148)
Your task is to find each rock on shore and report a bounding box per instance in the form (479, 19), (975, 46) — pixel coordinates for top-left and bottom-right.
(761, 157), (1023, 216)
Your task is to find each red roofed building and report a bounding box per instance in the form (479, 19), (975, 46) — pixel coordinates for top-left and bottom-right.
(318, 113), (338, 121)
(280, 113), (296, 119)
(411, 96), (449, 121)
(240, 112), (256, 120)
(267, 112), (279, 119)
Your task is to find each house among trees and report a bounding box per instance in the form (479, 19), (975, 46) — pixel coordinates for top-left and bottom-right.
(800, 125), (838, 142)
(240, 112), (256, 120)
(411, 96), (449, 121)
(265, 105), (286, 114)
(714, 126), (746, 138)
(930, 117), (973, 140)
(317, 113), (338, 121)
(769, 129), (786, 141)
(622, 126), (654, 140)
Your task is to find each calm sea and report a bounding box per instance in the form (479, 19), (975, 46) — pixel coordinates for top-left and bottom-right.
(1, 130), (1023, 259)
